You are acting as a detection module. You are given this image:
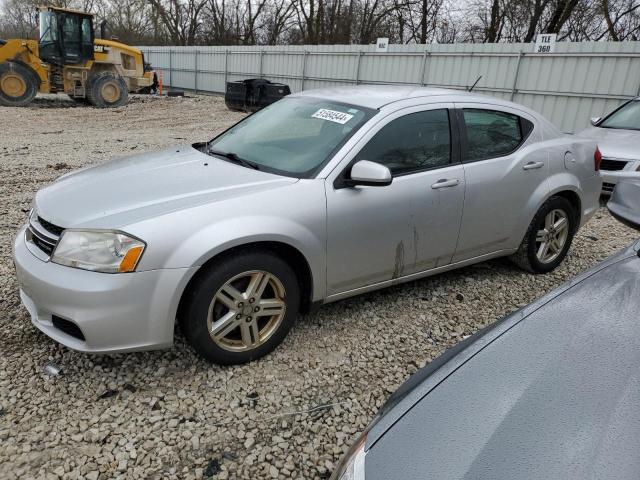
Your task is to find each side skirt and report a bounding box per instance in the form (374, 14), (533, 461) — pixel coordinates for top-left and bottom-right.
(323, 249), (516, 304)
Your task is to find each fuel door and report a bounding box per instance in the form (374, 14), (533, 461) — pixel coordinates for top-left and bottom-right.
(564, 151), (576, 170)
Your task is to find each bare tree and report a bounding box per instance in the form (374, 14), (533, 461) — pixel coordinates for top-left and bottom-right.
(2, 0), (640, 46)
(147, 0), (208, 45)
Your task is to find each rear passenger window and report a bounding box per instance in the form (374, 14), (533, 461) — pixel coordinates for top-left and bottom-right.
(356, 109), (451, 176)
(463, 109), (533, 161)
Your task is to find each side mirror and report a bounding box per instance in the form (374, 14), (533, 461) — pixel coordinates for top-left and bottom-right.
(607, 180), (640, 231)
(590, 117), (602, 126)
(347, 160), (392, 187)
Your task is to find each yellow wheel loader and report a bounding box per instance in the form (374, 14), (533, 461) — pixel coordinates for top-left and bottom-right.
(0, 6), (156, 108)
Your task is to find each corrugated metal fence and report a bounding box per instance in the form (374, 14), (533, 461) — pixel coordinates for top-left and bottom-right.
(139, 42), (640, 133)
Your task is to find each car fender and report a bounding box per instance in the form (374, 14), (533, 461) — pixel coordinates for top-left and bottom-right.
(164, 215), (326, 301)
(515, 173), (584, 240)
(546, 171), (592, 222)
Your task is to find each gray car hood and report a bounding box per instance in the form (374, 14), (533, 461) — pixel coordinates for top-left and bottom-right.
(34, 146), (297, 228)
(366, 242), (640, 479)
(579, 126), (640, 160)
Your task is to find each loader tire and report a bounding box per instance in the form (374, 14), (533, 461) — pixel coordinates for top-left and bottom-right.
(0, 62), (38, 107)
(86, 71), (128, 108)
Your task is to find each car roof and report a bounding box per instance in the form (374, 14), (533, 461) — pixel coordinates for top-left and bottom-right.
(293, 85), (563, 140)
(292, 85), (510, 110)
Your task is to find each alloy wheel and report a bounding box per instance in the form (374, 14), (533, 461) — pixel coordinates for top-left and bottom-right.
(207, 270), (286, 352)
(535, 209), (569, 264)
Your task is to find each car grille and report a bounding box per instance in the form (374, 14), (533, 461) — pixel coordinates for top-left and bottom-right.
(38, 216), (64, 236)
(602, 182), (616, 193)
(27, 215), (64, 257)
(600, 158), (628, 171)
(52, 315), (85, 341)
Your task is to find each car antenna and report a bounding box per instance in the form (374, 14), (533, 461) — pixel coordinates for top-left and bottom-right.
(468, 75), (482, 92)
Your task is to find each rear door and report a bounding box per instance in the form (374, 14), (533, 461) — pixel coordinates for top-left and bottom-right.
(452, 104), (550, 262)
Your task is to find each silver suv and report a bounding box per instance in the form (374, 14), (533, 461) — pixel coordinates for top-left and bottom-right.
(13, 86), (602, 364)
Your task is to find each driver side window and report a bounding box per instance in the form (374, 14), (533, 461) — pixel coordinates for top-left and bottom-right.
(355, 109), (451, 176)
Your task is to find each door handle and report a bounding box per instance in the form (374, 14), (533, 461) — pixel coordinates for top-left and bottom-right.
(431, 178), (460, 189)
(523, 161), (544, 170)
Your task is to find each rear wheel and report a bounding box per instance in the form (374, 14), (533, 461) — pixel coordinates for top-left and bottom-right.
(0, 62), (38, 107)
(86, 71), (128, 108)
(510, 196), (576, 273)
(180, 251), (300, 365)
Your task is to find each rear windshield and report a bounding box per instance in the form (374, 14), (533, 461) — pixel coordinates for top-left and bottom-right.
(600, 100), (640, 131)
(209, 97), (375, 178)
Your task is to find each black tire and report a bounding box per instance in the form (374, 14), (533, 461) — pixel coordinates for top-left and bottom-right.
(510, 196), (577, 273)
(180, 250), (300, 365)
(0, 62), (38, 107)
(86, 71), (128, 108)
(68, 95), (90, 104)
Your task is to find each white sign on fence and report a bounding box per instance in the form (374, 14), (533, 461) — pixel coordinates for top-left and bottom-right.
(376, 38), (389, 53)
(534, 33), (556, 53)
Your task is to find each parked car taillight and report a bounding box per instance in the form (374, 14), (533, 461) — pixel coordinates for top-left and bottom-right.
(594, 147), (602, 171)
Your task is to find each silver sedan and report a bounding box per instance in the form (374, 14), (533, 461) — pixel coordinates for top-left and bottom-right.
(12, 86), (602, 364)
(579, 97), (640, 194)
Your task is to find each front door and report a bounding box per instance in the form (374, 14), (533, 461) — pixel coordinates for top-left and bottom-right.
(325, 105), (465, 296)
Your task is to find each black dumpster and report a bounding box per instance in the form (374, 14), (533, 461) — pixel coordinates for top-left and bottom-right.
(225, 78), (291, 112)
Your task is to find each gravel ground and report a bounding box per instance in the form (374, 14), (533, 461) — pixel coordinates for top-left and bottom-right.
(0, 94), (638, 480)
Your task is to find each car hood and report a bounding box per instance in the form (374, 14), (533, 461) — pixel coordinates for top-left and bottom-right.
(34, 145), (297, 228)
(366, 243), (640, 479)
(579, 126), (640, 160)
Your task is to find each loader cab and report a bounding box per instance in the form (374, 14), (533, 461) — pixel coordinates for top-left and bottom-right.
(38, 7), (94, 66)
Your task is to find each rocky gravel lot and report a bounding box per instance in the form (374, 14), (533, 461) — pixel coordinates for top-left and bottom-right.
(0, 94), (638, 480)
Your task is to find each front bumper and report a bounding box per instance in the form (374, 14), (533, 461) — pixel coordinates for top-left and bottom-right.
(12, 226), (194, 353)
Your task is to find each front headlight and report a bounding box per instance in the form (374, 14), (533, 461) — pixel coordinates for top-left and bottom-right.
(330, 432), (366, 480)
(52, 230), (145, 273)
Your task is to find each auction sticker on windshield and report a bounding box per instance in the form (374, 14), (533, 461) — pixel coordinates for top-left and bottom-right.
(312, 109), (354, 124)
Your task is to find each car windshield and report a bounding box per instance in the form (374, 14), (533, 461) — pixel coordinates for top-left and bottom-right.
(208, 97), (374, 177)
(600, 100), (640, 130)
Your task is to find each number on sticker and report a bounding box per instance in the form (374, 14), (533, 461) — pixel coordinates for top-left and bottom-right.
(311, 109), (354, 124)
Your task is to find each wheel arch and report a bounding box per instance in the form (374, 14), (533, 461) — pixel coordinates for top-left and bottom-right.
(512, 182), (583, 253)
(550, 189), (582, 227)
(175, 240), (316, 329)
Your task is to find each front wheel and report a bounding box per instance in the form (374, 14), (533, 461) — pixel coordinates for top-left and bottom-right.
(0, 62), (38, 107)
(180, 251), (300, 365)
(510, 196), (577, 273)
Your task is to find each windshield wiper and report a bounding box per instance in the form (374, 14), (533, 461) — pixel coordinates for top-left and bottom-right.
(600, 126), (640, 131)
(208, 148), (260, 170)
